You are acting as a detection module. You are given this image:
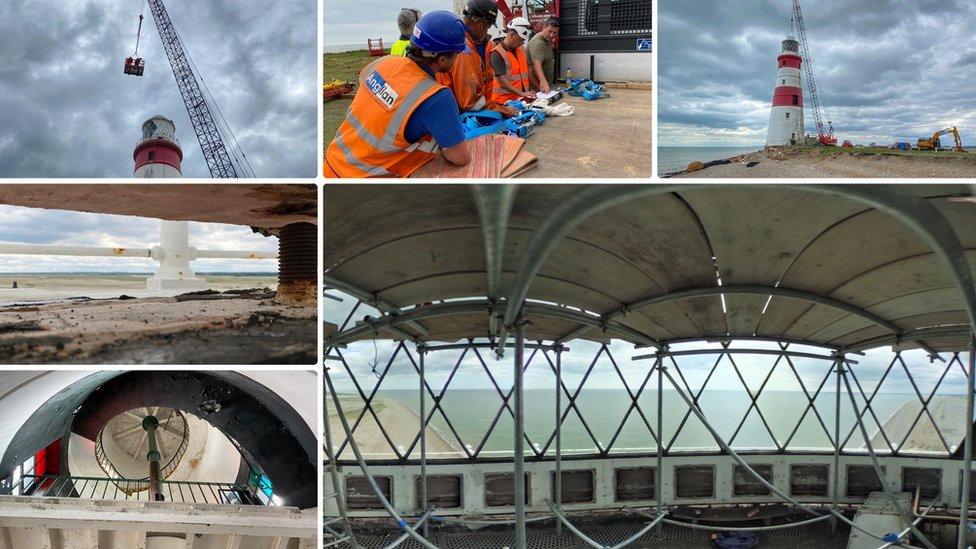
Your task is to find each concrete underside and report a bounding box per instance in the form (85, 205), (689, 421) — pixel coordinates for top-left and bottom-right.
(0, 293), (317, 364)
(324, 184), (975, 351)
(0, 496), (315, 549)
(0, 184), (317, 229)
(521, 88), (651, 178)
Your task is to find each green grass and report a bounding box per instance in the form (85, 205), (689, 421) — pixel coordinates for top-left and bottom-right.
(323, 50), (375, 141)
(802, 145), (973, 158)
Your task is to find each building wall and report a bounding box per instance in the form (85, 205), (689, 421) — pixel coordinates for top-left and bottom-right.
(558, 0), (651, 82)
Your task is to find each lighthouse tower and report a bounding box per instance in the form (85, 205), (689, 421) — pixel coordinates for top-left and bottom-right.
(766, 36), (805, 147)
(133, 116), (207, 292)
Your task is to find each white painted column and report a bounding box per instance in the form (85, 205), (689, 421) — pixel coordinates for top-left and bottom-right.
(147, 221), (206, 292)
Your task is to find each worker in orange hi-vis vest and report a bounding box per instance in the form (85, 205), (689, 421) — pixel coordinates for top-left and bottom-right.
(324, 11), (471, 178)
(436, 0), (517, 118)
(489, 17), (537, 107)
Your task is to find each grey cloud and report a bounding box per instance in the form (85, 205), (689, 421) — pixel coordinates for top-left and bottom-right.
(0, 205), (275, 272)
(0, 0), (317, 177)
(660, 0), (976, 145)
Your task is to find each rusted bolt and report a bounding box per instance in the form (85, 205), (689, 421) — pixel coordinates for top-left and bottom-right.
(276, 222), (317, 306)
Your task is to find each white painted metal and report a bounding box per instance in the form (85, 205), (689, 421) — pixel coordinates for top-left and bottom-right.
(147, 221), (207, 292)
(560, 52), (652, 83)
(0, 244), (150, 258)
(766, 36), (805, 147)
(330, 453), (973, 519)
(0, 496), (316, 547)
(845, 492), (912, 549)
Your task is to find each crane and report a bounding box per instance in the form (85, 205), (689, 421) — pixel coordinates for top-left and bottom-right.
(917, 127), (964, 152)
(791, 0), (837, 146)
(123, 0), (251, 178)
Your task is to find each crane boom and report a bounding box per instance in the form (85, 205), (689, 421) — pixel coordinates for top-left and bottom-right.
(791, 0), (836, 145)
(145, 0), (238, 178)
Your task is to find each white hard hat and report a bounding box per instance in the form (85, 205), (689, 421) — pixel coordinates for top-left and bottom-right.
(507, 17), (532, 40)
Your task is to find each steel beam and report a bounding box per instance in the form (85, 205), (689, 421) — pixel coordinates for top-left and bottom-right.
(633, 348), (853, 363)
(324, 370), (440, 549)
(846, 326), (974, 353)
(838, 360), (936, 549)
(832, 355), (841, 534)
(324, 274), (429, 337)
(327, 299), (661, 350)
(961, 338), (976, 549)
(513, 318), (527, 549)
(594, 284), (902, 337)
(419, 348), (428, 538)
(471, 184), (518, 339)
(658, 365), (893, 544)
(655, 355), (664, 520)
(555, 347), (563, 537)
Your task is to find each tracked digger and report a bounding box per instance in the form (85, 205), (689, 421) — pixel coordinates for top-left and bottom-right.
(917, 127), (965, 152)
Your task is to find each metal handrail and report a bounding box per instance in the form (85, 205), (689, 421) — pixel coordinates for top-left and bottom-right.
(6, 474), (271, 506)
(93, 411), (191, 494)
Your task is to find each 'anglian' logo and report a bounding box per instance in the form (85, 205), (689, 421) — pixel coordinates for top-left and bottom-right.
(365, 72), (399, 110)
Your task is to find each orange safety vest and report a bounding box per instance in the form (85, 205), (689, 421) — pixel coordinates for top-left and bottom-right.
(437, 32), (494, 112)
(491, 45), (529, 106)
(325, 56), (445, 178)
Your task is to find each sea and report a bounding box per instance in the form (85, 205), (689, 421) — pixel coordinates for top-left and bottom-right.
(0, 272), (277, 307)
(658, 146), (760, 176)
(325, 43), (380, 54)
(338, 388), (961, 457)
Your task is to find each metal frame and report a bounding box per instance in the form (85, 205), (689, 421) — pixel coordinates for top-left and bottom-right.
(325, 185), (976, 548)
(329, 338), (972, 462)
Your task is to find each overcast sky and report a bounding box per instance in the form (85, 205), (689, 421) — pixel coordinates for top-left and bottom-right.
(0, 0), (317, 177)
(324, 0), (458, 46)
(0, 205), (277, 273)
(325, 292), (967, 394)
(659, 0), (976, 147)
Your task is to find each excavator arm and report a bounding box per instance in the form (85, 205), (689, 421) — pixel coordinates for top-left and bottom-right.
(918, 127), (965, 152)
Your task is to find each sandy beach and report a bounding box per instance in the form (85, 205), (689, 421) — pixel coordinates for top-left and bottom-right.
(869, 395), (966, 453)
(670, 147), (976, 178)
(328, 395), (463, 460)
(0, 273), (277, 305)
(0, 274), (316, 363)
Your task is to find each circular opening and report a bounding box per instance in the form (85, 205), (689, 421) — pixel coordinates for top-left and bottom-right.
(95, 407), (189, 482)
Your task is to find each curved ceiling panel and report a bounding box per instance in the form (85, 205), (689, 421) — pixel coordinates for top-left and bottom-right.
(325, 185), (975, 352)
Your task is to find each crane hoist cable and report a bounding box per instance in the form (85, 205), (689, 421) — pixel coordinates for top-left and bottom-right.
(133, 0), (146, 57)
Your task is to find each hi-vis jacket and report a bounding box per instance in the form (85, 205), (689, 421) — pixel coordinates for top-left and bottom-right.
(325, 56), (444, 178)
(437, 32), (494, 112)
(491, 45), (529, 105)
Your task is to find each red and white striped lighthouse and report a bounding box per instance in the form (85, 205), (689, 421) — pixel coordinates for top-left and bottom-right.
(133, 115), (183, 178)
(766, 36), (805, 147)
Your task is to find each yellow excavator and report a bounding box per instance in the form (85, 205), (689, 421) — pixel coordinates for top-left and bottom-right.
(917, 127), (965, 152)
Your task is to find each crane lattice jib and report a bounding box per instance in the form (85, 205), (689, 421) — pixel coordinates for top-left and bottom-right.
(791, 0), (832, 138)
(146, 0), (238, 178)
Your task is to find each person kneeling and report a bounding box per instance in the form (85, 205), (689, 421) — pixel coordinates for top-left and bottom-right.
(325, 11), (471, 178)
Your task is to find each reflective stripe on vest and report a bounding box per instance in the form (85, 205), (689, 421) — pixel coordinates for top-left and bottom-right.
(492, 46), (529, 104)
(325, 56), (444, 177)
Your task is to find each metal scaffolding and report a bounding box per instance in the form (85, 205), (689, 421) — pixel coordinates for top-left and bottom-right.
(324, 184), (976, 548)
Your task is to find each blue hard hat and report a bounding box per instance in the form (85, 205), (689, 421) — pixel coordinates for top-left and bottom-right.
(411, 10), (470, 54)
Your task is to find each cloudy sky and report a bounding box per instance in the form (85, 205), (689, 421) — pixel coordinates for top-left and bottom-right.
(324, 0), (458, 47)
(0, 0), (317, 177)
(0, 205), (277, 273)
(659, 0), (976, 147)
(325, 292), (968, 394)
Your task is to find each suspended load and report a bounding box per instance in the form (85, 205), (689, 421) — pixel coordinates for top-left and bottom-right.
(123, 14), (145, 76)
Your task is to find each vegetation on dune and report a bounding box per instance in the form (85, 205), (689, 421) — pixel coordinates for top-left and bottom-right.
(323, 51), (374, 141)
(810, 146), (974, 158)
